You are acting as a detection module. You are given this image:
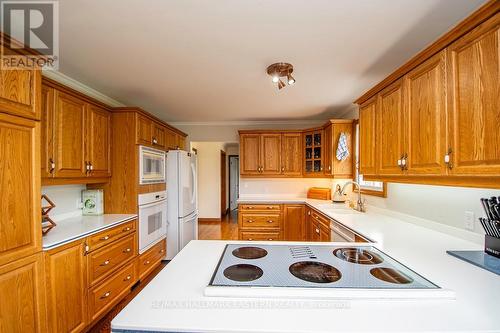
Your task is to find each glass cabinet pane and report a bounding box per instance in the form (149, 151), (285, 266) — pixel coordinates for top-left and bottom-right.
(306, 161), (313, 172)
(314, 133), (321, 146)
(305, 134), (313, 147)
(314, 160), (321, 172)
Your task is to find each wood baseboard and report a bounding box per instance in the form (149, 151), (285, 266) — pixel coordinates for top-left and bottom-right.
(198, 218), (222, 223)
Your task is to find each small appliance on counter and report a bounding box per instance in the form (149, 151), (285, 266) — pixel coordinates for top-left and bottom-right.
(82, 189), (104, 215)
(447, 196), (500, 276)
(332, 184), (347, 203)
(307, 187), (331, 200)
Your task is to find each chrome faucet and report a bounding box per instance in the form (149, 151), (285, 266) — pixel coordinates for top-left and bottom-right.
(340, 181), (366, 213)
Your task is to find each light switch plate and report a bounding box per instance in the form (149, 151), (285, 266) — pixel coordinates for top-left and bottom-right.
(464, 211), (475, 231)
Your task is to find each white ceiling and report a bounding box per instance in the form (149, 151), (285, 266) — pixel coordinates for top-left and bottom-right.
(56, 0), (486, 122)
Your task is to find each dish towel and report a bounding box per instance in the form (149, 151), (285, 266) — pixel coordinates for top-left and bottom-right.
(336, 132), (349, 161)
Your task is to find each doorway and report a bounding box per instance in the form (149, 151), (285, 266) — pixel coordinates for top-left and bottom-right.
(229, 155), (239, 211)
(220, 150), (227, 217)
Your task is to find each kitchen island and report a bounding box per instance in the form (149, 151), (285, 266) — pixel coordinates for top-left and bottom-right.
(111, 203), (500, 333)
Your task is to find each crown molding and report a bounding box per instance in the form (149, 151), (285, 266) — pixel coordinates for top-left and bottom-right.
(169, 120), (326, 126)
(42, 69), (126, 107)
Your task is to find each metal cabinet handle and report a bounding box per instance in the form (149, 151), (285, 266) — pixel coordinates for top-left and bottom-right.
(159, 249), (164, 253)
(123, 248), (131, 253)
(100, 235), (110, 241)
(315, 228), (320, 234)
(101, 291), (111, 299)
(268, 238), (274, 241)
(101, 260), (110, 266)
(267, 220), (274, 223)
(247, 220), (254, 223)
(444, 148), (453, 169)
(49, 158), (55, 173)
(124, 275), (132, 281)
(281, 167), (285, 173)
(248, 238), (253, 241)
(145, 260), (150, 265)
(123, 227), (131, 232)
(266, 206), (274, 209)
(89, 163), (94, 171)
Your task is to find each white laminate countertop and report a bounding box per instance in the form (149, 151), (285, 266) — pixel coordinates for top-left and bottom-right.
(42, 214), (137, 250)
(111, 199), (500, 333)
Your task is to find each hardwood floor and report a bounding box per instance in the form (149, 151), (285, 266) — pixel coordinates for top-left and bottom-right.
(86, 261), (168, 333)
(198, 209), (239, 240)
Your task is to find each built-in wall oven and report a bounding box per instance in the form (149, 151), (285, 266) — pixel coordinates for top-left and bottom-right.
(139, 146), (166, 185)
(138, 191), (167, 254)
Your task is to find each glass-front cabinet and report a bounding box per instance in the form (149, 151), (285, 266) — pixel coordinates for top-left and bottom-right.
(304, 130), (323, 175)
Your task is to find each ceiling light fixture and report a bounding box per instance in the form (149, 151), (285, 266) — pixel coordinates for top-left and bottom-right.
(267, 62), (295, 90)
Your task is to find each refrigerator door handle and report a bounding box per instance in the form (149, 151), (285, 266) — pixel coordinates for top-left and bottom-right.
(190, 162), (196, 205)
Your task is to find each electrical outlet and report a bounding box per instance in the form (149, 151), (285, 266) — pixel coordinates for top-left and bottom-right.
(464, 211), (475, 231)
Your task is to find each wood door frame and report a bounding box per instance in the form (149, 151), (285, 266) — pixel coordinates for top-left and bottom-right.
(220, 150), (227, 217)
(228, 155), (239, 211)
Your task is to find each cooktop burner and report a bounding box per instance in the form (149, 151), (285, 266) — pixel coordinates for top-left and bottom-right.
(223, 264), (263, 282)
(333, 247), (383, 265)
(370, 267), (413, 284)
(289, 261), (341, 283)
(232, 246), (268, 259)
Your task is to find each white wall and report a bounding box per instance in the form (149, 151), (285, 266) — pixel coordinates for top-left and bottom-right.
(41, 185), (85, 221)
(192, 142), (227, 219)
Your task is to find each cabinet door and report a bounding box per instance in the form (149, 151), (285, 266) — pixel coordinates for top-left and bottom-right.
(319, 223), (331, 242)
(281, 133), (302, 176)
(0, 50), (41, 120)
(53, 92), (87, 178)
(135, 114), (152, 146)
(332, 122), (354, 178)
(311, 221), (321, 242)
(284, 205), (305, 241)
(87, 105), (111, 178)
(446, 15), (500, 175)
(41, 85), (55, 178)
(304, 130), (323, 175)
(377, 80), (405, 175)
(165, 129), (177, 150)
(177, 134), (186, 150)
(260, 133), (281, 175)
(0, 254), (47, 333)
(405, 51), (447, 175)
(45, 241), (87, 333)
(240, 133), (261, 175)
(359, 98), (377, 175)
(152, 123), (166, 149)
(323, 124), (333, 176)
(0, 114), (40, 267)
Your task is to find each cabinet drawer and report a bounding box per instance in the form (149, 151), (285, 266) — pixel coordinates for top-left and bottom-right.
(310, 210), (330, 228)
(240, 231), (281, 241)
(88, 260), (136, 322)
(88, 233), (137, 286)
(239, 204), (281, 212)
(88, 220), (136, 252)
(139, 238), (166, 280)
(240, 213), (281, 229)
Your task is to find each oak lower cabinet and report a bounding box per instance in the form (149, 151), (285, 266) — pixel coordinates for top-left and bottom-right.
(0, 113), (41, 267)
(139, 238), (166, 281)
(284, 205), (306, 241)
(238, 204), (283, 240)
(309, 208), (331, 242)
(44, 240), (88, 333)
(0, 254), (47, 333)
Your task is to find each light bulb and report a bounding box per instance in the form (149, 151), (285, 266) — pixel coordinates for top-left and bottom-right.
(287, 74), (295, 85)
(272, 75), (279, 83)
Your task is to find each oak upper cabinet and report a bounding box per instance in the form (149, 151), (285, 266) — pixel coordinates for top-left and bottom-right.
(404, 51), (447, 175)
(136, 113), (153, 146)
(359, 98), (377, 175)
(40, 85), (55, 178)
(240, 133), (261, 175)
(86, 104), (111, 178)
(44, 240), (88, 333)
(284, 205), (305, 241)
(0, 113), (41, 267)
(0, 46), (41, 120)
(260, 133), (282, 175)
(53, 91), (87, 178)
(152, 123), (166, 149)
(176, 133), (186, 150)
(329, 120), (354, 178)
(281, 132), (302, 176)
(303, 130), (324, 176)
(0, 254), (47, 333)
(377, 79), (405, 175)
(446, 14), (500, 176)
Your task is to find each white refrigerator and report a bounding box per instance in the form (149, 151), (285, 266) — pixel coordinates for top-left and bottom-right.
(166, 150), (198, 260)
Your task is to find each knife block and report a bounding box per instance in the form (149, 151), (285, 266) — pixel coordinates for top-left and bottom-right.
(485, 235), (500, 258)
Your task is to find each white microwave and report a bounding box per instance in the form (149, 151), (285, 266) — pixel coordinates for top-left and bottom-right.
(139, 146), (166, 184)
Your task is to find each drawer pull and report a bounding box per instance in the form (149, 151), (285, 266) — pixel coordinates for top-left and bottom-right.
(144, 260), (150, 265)
(123, 248), (131, 253)
(315, 228), (320, 234)
(124, 275), (132, 281)
(123, 227), (131, 232)
(248, 238), (253, 241)
(101, 291), (111, 299)
(267, 220), (274, 223)
(268, 238), (273, 241)
(101, 260), (110, 266)
(100, 235), (110, 241)
(266, 206), (274, 209)
(247, 220), (254, 223)
(246, 206), (254, 209)
(159, 249), (164, 253)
